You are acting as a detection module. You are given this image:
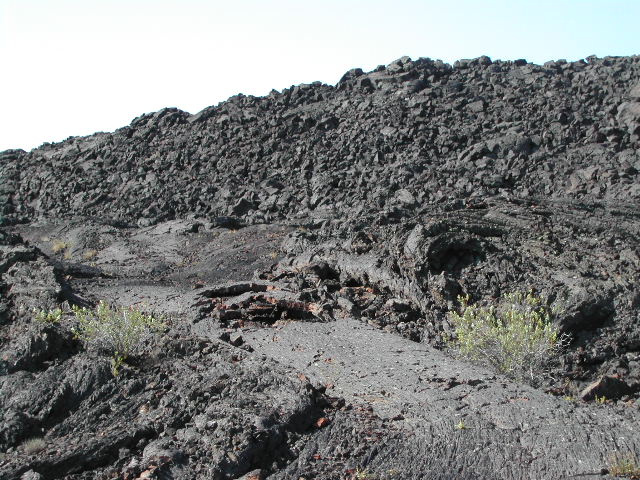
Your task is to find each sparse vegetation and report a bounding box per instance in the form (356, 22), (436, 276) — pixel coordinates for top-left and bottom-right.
(34, 307), (63, 324)
(82, 249), (98, 260)
(349, 470), (399, 480)
(448, 291), (566, 386)
(352, 467), (377, 480)
(608, 452), (640, 478)
(455, 419), (467, 430)
(71, 301), (165, 376)
(110, 353), (127, 377)
(51, 239), (70, 254)
(596, 395), (608, 405)
(22, 437), (46, 454)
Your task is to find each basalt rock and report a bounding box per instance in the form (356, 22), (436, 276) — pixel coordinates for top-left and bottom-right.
(1, 56), (640, 226)
(1, 54), (640, 479)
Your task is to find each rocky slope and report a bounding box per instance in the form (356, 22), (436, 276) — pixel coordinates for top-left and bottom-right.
(1, 54), (640, 479)
(2, 55), (640, 226)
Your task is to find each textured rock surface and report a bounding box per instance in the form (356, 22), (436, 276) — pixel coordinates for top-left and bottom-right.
(1, 55), (640, 479)
(2, 56), (640, 226)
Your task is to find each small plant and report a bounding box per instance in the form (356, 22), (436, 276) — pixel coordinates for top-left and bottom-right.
(82, 249), (98, 260)
(608, 451), (640, 477)
(22, 437), (46, 454)
(596, 394), (608, 405)
(455, 419), (467, 430)
(72, 302), (165, 376)
(448, 291), (566, 386)
(110, 353), (127, 377)
(51, 240), (70, 254)
(352, 467), (377, 480)
(34, 308), (63, 324)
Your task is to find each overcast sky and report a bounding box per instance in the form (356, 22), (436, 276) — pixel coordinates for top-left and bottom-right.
(1, 0), (638, 152)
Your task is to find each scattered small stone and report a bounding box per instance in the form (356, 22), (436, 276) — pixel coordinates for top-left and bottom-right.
(238, 469), (265, 480)
(315, 417), (330, 428)
(20, 470), (43, 480)
(229, 333), (244, 347)
(580, 376), (634, 402)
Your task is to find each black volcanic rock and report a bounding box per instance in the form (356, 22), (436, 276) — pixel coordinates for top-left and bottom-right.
(1, 55), (639, 226)
(1, 55), (640, 479)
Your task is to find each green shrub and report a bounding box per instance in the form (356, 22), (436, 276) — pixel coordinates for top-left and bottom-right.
(72, 301), (164, 375)
(34, 308), (63, 324)
(448, 291), (566, 386)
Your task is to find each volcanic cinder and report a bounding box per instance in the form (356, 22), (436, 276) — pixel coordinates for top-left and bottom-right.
(1, 54), (640, 480)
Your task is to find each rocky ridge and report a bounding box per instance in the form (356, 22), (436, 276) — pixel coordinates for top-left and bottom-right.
(2, 55), (640, 226)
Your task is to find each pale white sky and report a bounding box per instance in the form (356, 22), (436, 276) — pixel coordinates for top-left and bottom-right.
(1, 0), (638, 152)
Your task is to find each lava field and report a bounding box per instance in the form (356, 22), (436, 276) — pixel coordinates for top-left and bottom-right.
(1, 54), (640, 479)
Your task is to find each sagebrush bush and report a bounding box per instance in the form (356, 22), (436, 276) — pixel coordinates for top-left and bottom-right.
(72, 302), (164, 374)
(51, 239), (70, 253)
(448, 291), (566, 386)
(22, 437), (46, 454)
